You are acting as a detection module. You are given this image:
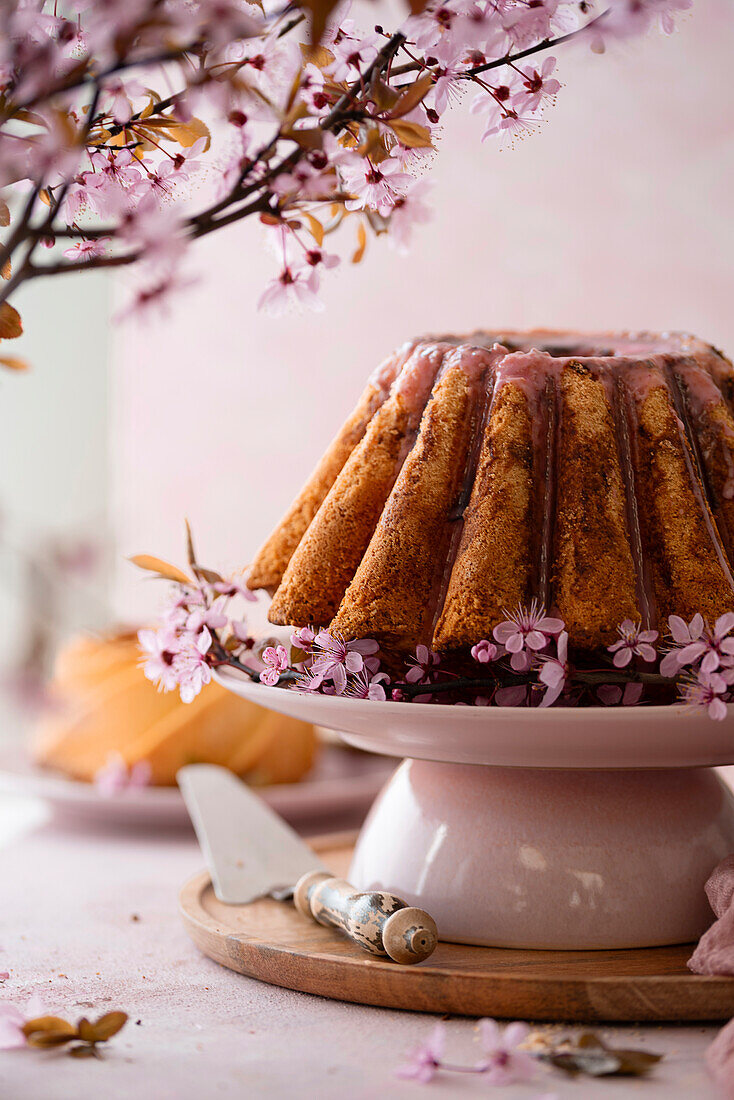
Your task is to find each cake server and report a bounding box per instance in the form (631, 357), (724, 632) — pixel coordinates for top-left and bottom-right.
(177, 764), (438, 964)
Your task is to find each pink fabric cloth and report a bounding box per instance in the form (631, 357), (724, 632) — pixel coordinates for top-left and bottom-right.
(690, 858), (734, 1097)
(708, 1018), (734, 1100)
(689, 856), (734, 976)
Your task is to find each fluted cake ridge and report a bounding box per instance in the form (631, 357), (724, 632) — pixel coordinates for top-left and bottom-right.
(248, 330), (734, 656)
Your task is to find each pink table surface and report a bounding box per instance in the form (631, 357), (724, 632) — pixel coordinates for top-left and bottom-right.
(0, 794), (722, 1100)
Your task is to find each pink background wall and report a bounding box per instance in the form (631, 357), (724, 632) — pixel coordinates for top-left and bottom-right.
(112, 1), (734, 619)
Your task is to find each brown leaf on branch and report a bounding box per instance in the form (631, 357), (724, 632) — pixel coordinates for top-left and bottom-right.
(129, 554), (193, 585)
(389, 119), (433, 148)
(299, 42), (335, 69)
(0, 199), (9, 227)
(135, 115), (211, 151)
(369, 75), (401, 114)
(352, 220), (367, 264)
(2, 257), (11, 280)
(22, 1011), (128, 1057)
(387, 73), (435, 119)
(296, 0), (339, 48)
(77, 1011), (128, 1043)
(303, 212), (325, 246)
(0, 355), (29, 371)
(173, 116), (211, 150)
(184, 517), (197, 571)
(23, 1016), (78, 1044)
(539, 1032), (663, 1078)
(0, 302), (23, 340)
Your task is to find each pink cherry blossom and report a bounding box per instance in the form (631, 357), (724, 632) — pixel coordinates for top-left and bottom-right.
(231, 620), (253, 645)
(63, 237), (110, 262)
(493, 601), (564, 671)
(430, 62), (465, 114)
(587, 0), (692, 51)
(342, 156), (413, 217)
(503, 0), (572, 47)
(309, 631), (380, 694)
(607, 620), (658, 667)
(88, 148), (142, 204)
(116, 270), (197, 321)
(103, 76), (145, 124)
(257, 265), (323, 316)
(212, 578), (257, 602)
(395, 1022), (445, 1083)
(94, 753), (152, 797)
(60, 173), (109, 221)
(482, 108), (541, 146)
(405, 644), (441, 685)
(138, 627), (181, 692)
(681, 669), (729, 721)
(518, 56), (561, 111)
(347, 670), (390, 701)
(291, 626), (316, 653)
(471, 639), (497, 664)
(660, 612), (734, 677)
(186, 607), (228, 634)
(174, 628), (213, 702)
(328, 30), (379, 83)
(387, 179), (433, 254)
(478, 1018), (536, 1085)
(259, 644), (289, 686)
(118, 196), (187, 269)
(538, 629), (569, 707)
(304, 248), (340, 275)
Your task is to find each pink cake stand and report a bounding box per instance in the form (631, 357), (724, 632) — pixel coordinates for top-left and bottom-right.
(215, 667), (734, 950)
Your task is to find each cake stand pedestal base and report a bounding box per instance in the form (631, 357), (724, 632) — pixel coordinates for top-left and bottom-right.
(349, 761), (734, 950)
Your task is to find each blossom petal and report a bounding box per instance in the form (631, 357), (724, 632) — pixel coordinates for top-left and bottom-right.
(493, 622), (517, 645)
(668, 615), (690, 643)
(715, 613), (734, 637)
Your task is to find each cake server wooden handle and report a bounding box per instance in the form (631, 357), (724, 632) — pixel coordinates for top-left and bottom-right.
(293, 871), (438, 964)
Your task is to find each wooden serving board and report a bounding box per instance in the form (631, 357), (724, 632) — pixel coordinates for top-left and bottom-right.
(179, 833), (734, 1023)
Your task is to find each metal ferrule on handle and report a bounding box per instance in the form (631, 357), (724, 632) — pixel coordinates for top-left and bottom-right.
(293, 871), (438, 964)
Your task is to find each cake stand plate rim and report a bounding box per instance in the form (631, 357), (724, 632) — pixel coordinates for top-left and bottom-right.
(214, 667), (734, 769)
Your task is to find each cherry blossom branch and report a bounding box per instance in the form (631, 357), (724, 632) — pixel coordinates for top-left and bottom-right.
(0, 0), (689, 330)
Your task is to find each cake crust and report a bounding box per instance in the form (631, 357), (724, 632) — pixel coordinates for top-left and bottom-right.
(253, 329), (734, 656)
(332, 350), (491, 651)
(267, 344), (446, 627)
(247, 344), (411, 592)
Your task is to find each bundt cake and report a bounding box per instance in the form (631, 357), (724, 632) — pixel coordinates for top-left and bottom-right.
(248, 330), (734, 657)
(34, 631), (317, 785)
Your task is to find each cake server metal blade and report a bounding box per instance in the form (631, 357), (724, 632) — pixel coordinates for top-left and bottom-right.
(177, 764), (327, 904)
